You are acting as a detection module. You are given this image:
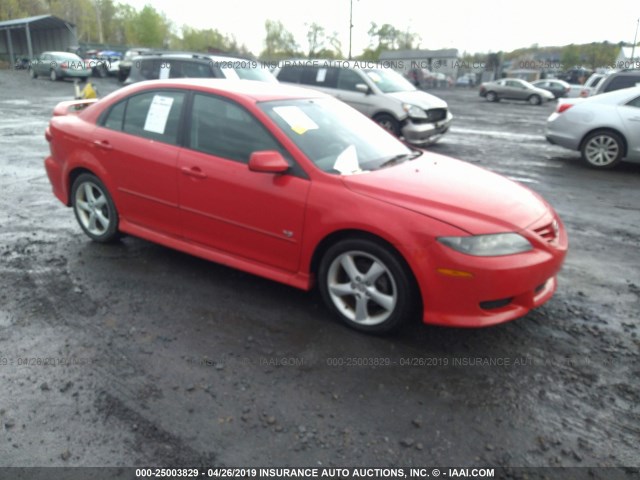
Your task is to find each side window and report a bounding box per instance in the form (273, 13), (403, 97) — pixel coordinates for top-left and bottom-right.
(300, 66), (338, 88)
(102, 101), (126, 131)
(181, 61), (214, 78)
(139, 59), (162, 80)
(626, 96), (640, 108)
(337, 68), (365, 91)
(122, 91), (185, 145)
(277, 65), (304, 83)
(605, 76), (640, 92)
(189, 93), (282, 163)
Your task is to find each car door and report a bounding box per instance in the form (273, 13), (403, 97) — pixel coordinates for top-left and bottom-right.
(178, 93), (310, 272)
(619, 95), (640, 160)
(505, 80), (526, 100)
(36, 53), (49, 76)
(93, 89), (186, 237)
(335, 68), (376, 116)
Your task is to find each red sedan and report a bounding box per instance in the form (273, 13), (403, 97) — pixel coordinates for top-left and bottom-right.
(44, 79), (568, 333)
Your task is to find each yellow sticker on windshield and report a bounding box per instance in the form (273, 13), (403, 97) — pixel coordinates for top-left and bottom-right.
(273, 106), (319, 135)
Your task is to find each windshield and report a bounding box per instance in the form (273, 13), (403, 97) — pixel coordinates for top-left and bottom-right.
(259, 97), (415, 175)
(364, 68), (417, 93)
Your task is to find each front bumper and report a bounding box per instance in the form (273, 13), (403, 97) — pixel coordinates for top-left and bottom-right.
(414, 214), (568, 327)
(401, 112), (453, 146)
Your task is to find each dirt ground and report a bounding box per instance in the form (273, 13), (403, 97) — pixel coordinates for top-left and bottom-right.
(0, 70), (638, 476)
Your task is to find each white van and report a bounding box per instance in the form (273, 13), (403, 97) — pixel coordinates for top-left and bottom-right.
(274, 60), (452, 146)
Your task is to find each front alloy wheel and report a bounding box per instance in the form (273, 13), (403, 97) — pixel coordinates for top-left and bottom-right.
(319, 238), (416, 333)
(71, 174), (120, 242)
(581, 131), (623, 169)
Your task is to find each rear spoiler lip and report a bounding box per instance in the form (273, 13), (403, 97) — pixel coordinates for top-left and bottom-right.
(52, 99), (99, 116)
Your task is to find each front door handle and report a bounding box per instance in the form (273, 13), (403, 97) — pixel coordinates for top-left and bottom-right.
(93, 140), (112, 150)
(181, 166), (207, 179)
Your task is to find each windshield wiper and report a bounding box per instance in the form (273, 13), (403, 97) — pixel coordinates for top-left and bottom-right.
(378, 150), (422, 169)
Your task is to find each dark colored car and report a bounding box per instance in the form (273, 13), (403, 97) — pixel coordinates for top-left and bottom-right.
(531, 79), (571, 99)
(124, 53), (276, 85)
(118, 47), (152, 82)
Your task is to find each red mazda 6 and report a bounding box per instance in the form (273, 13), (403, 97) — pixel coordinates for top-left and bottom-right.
(44, 79), (567, 333)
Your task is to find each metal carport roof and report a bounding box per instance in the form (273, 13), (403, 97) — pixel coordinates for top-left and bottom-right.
(0, 15), (77, 67)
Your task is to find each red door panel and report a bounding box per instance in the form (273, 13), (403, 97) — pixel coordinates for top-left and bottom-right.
(178, 149), (310, 273)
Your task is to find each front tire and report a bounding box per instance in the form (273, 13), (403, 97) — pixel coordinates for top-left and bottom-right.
(71, 174), (120, 242)
(318, 238), (417, 334)
(528, 94), (542, 105)
(580, 131), (624, 169)
(50, 69), (58, 81)
(30, 68), (38, 79)
(373, 114), (401, 137)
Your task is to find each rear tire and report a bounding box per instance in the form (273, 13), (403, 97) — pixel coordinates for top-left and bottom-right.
(486, 91), (498, 102)
(580, 131), (624, 169)
(71, 174), (120, 242)
(29, 68), (38, 79)
(318, 238), (417, 334)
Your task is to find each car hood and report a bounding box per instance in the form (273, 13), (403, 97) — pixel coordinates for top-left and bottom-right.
(385, 90), (448, 109)
(342, 153), (548, 235)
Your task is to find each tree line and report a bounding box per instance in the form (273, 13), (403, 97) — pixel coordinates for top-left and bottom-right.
(0, 0), (627, 67)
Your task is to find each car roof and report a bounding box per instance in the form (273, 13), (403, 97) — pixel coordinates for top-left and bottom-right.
(133, 52), (251, 62)
(129, 78), (329, 102)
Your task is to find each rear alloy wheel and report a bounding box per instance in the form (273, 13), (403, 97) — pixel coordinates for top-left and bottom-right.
(486, 91), (499, 102)
(581, 131), (624, 169)
(71, 173), (120, 242)
(318, 238), (416, 334)
(528, 94), (542, 105)
(50, 69), (58, 81)
(374, 114), (401, 137)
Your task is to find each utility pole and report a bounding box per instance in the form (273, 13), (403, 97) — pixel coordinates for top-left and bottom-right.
(632, 18), (639, 63)
(348, 0), (354, 60)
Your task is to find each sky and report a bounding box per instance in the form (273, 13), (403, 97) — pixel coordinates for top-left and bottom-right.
(125, 0), (640, 56)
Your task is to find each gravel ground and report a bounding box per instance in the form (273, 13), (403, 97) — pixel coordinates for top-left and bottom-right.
(0, 71), (638, 476)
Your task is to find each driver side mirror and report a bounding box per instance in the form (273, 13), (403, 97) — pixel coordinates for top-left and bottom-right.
(355, 83), (370, 94)
(248, 150), (290, 174)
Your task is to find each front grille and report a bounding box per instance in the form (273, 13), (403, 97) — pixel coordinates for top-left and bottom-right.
(425, 108), (447, 122)
(534, 221), (558, 243)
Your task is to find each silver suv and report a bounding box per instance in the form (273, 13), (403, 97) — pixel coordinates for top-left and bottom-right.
(274, 61), (452, 146)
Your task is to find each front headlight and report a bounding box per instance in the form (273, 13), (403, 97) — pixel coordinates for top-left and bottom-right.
(402, 103), (427, 119)
(438, 233), (533, 256)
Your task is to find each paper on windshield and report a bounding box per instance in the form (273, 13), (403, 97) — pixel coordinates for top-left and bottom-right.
(143, 95), (174, 134)
(273, 106), (319, 135)
(333, 145), (360, 174)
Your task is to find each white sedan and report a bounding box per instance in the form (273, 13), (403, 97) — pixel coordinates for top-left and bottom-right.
(545, 87), (640, 169)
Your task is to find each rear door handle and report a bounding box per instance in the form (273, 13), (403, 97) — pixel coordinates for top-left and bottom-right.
(181, 166), (207, 179)
(93, 140), (112, 150)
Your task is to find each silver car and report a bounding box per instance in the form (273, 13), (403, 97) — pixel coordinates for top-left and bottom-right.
(29, 51), (91, 82)
(545, 87), (640, 169)
(479, 78), (555, 105)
